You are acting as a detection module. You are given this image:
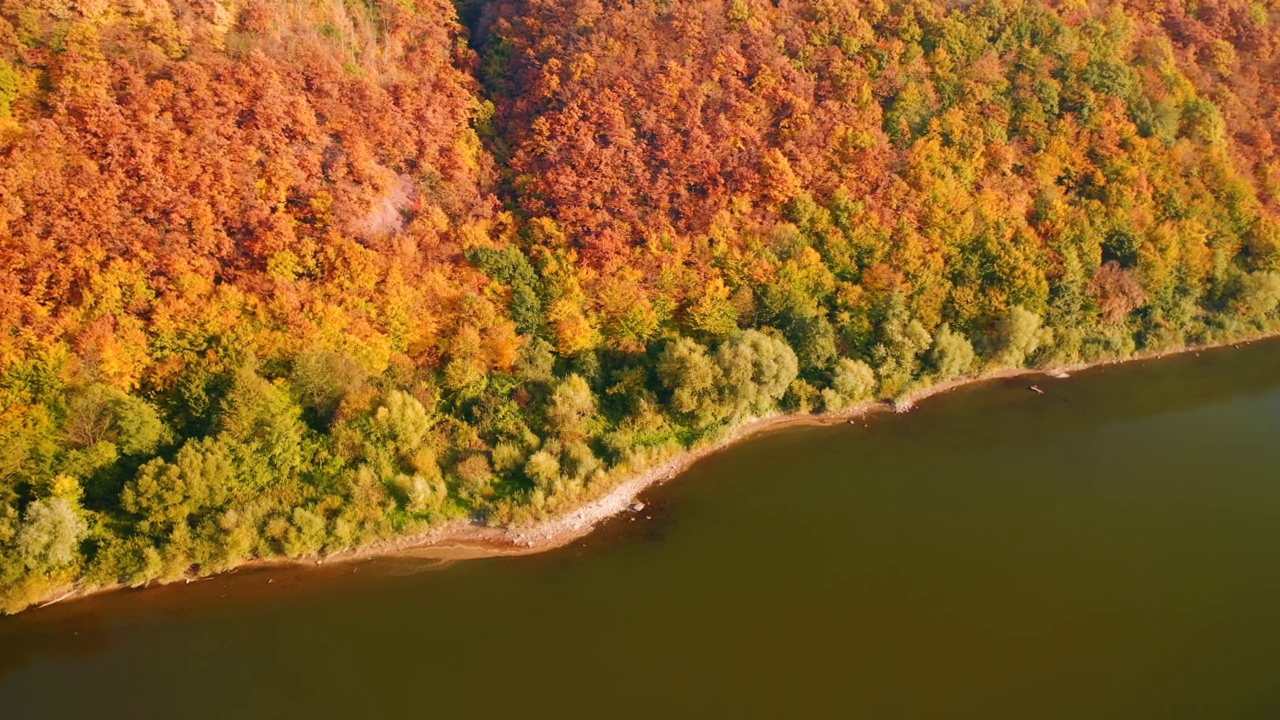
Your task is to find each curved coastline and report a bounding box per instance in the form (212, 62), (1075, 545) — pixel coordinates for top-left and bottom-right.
(24, 334), (1275, 612)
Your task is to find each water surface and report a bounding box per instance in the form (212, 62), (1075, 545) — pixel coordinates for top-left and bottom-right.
(4, 342), (1280, 718)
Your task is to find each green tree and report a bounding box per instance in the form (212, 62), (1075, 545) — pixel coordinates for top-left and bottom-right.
(64, 385), (170, 456)
(562, 441), (602, 482)
(290, 350), (368, 425)
(926, 324), (976, 381)
(16, 498), (87, 571)
(470, 246), (545, 335)
(657, 338), (723, 425)
(1234, 272), (1280, 324)
(524, 446), (562, 489)
(0, 59), (19, 119)
(122, 437), (236, 534)
(992, 305), (1052, 367)
(283, 507), (327, 558)
(871, 293), (932, 397)
(217, 367), (308, 483)
(783, 379), (820, 414)
(352, 391), (446, 514)
(546, 374), (597, 439)
(715, 330), (799, 418)
(821, 358), (877, 411)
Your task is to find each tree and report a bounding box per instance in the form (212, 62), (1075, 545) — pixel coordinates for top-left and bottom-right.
(455, 454), (495, 496)
(524, 447), (562, 489)
(562, 441), (602, 482)
(1234, 272), (1280, 324)
(16, 498), (86, 572)
(715, 330), (799, 419)
(657, 338), (723, 425)
(122, 437), (236, 534)
(546, 375), (597, 439)
(1089, 262), (1147, 324)
(217, 368), (308, 483)
(786, 314), (839, 375)
(290, 350), (368, 425)
(821, 359), (877, 412)
(548, 299), (599, 356)
(926, 324), (976, 381)
(687, 277), (740, 339)
(783, 379), (820, 414)
(64, 385), (170, 456)
(283, 508), (328, 558)
(871, 293), (933, 397)
(470, 246), (545, 335)
(992, 306), (1052, 367)
(351, 391), (446, 514)
(0, 59), (18, 119)
(6, 0), (1280, 614)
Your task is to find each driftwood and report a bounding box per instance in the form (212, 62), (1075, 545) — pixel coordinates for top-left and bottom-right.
(38, 589), (78, 609)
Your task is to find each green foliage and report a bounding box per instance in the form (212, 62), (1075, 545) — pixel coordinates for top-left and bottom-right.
(290, 350), (368, 425)
(992, 306), (1052, 368)
(470, 246), (545, 334)
(60, 441), (119, 483)
(350, 390), (446, 514)
(0, 59), (18, 118)
(218, 368), (308, 484)
(546, 374), (597, 439)
(284, 507), (327, 558)
(715, 330), (799, 419)
(871, 294), (933, 397)
(927, 324), (977, 382)
(657, 338), (723, 426)
(524, 447), (561, 489)
(16, 498), (85, 571)
(786, 315), (839, 375)
(516, 338), (557, 386)
(822, 359), (877, 411)
(1180, 97), (1226, 145)
(1234, 272), (1280, 323)
(783, 379), (820, 414)
(64, 385), (171, 457)
(561, 441), (601, 482)
(122, 437), (235, 534)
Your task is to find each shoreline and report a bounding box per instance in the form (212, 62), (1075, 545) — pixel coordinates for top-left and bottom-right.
(24, 332), (1277, 612)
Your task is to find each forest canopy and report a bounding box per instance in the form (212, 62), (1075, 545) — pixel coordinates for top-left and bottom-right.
(1, 0), (1279, 612)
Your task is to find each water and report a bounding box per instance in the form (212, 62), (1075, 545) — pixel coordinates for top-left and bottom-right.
(4, 341), (1280, 718)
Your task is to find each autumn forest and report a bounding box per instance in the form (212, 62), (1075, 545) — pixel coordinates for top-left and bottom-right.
(1, 0), (1278, 612)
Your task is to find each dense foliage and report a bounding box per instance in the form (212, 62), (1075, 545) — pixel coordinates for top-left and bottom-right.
(2, 0), (1278, 612)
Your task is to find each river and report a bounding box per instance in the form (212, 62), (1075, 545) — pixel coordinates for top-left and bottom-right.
(4, 340), (1280, 717)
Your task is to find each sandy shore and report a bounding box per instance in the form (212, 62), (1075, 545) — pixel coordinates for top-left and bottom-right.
(27, 333), (1275, 611)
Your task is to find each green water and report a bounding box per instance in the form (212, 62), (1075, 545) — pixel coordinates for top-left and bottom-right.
(5, 342), (1280, 718)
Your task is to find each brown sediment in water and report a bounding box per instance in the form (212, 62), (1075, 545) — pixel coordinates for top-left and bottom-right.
(21, 333), (1276, 612)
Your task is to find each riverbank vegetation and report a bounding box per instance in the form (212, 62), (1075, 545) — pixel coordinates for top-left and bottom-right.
(2, 0), (1279, 612)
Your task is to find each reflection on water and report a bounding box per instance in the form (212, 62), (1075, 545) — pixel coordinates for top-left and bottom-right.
(4, 339), (1280, 718)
